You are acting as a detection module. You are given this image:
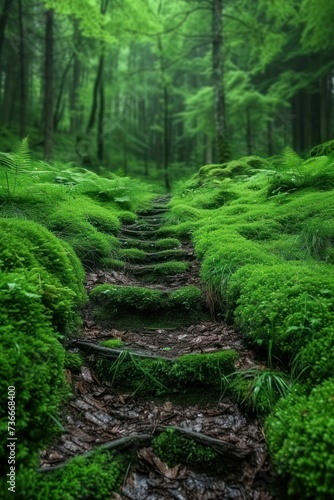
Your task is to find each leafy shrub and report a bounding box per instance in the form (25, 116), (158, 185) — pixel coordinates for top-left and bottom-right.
(228, 263), (334, 355)
(266, 379), (334, 498)
(153, 428), (217, 467)
(0, 273), (66, 471)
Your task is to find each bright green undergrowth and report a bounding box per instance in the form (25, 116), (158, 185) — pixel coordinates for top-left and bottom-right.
(90, 284), (206, 329)
(0, 218), (86, 334)
(0, 273), (67, 473)
(120, 237), (181, 250)
(95, 349), (238, 395)
(9, 449), (128, 500)
(153, 428), (218, 467)
(266, 379), (334, 499)
(167, 147), (334, 496)
(0, 149), (155, 269)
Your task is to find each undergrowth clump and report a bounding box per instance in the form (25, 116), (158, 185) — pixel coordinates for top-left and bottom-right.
(0, 273), (67, 472)
(10, 449), (128, 500)
(95, 350), (238, 395)
(0, 218), (86, 334)
(90, 284), (205, 329)
(228, 263), (334, 357)
(266, 379), (334, 499)
(153, 428), (218, 467)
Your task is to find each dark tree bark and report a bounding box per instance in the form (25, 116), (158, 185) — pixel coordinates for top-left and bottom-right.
(18, 0), (26, 137)
(43, 9), (54, 160)
(97, 76), (105, 161)
(0, 0), (13, 112)
(54, 55), (74, 131)
(212, 0), (230, 163)
(0, 0), (12, 59)
(70, 20), (81, 135)
(157, 34), (171, 191)
(246, 107), (252, 155)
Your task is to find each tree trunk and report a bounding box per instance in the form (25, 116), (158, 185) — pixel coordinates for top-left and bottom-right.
(54, 55), (74, 131)
(212, 0), (230, 163)
(246, 107), (252, 155)
(0, 0), (12, 59)
(157, 33), (171, 192)
(97, 75), (105, 162)
(70, 20), (81, 135)
(86, 53), (104, 133)
(18, 0), (26, 137)
(43, 9), (54, 161)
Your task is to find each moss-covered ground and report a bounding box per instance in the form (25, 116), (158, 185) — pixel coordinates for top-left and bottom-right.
(1, 141), (333, 497)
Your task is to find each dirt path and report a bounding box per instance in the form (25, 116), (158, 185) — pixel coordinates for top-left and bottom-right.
(40, 198), (275, 499)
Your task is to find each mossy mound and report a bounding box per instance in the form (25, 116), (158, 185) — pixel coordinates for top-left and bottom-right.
(0, 273), (67, 472)
(90, 284), (207, 329)
(119, 248), (186, 263)
(9, 449), (128, 500)
(266, 380), (334, 499)
(120, 237), (181, 251)
(153, 428), (218, 467)
(95, 349), (238, 394)
(128, 261), (189, 281)
(0, 218), (86, 334)
(227, 263), (334, 357)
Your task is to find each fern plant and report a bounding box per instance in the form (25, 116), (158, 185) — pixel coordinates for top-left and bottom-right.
(0, 137), (31, 200)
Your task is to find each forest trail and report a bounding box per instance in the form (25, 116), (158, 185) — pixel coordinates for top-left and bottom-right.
(40, 198), (274, 499)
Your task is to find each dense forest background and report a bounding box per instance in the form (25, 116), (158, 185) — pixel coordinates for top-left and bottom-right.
(0, 0), (333, 187)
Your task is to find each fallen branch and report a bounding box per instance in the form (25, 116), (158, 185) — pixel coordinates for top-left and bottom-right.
(158, 425), (252, 460)
(68, 340), (174, 362)
(38, 434), (152, 473)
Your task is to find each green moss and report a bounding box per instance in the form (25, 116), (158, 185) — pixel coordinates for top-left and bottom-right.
(153, 428), (218, 467)
(129, 261), (189, 280)
(119, 248), (146, 261)
(64, 352), (84, 372)
(12, 449), (128, 500)
(120, 237), (181, 251)
(0, 218), (86, 334)
(227, 263), (334, 356)
(90, 284), (206, 329)
(100, 338), (124, 349)
(0, 273), (67, 471)
(95, 349), (238, 394)
(265, 380), (334, 499)
(100, 258), (125, 270)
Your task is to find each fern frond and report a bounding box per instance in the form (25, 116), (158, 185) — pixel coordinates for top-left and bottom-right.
(12, 137), (31, 171)
(0, 152), (15, 171)
(280, 146), (303, 172)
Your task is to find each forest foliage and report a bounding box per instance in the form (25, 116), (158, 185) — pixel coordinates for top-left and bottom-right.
(0, 0), (333, 187)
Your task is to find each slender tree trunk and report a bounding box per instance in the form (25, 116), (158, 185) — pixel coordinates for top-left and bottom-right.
(97, 76), (105, 162)
(246, 107), (252, 155)
(43, 9), (54, 161)
(212, 0), (230, 163)
(157, 34), (170, 191)
(0, 0), (13, 111)
(86, 54), (104, 133)
(70, 20), (81, 134)
(0, 0), (12, 59)
(54, 55), (73, 131)
(18, 0), (26, 137)
(267, 120), (274, 156)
